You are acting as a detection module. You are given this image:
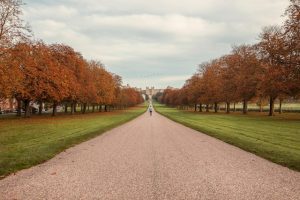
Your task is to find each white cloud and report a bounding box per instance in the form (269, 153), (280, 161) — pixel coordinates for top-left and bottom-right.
(86, 14), (225, 39)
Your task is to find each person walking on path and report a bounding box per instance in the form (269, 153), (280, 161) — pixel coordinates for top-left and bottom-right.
(149, 105), (153, 116)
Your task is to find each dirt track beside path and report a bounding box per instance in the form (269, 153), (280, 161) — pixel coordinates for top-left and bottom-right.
(0, 110), (300, 200)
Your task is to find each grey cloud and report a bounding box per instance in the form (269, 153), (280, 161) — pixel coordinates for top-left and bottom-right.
(23, 0), (289, 88)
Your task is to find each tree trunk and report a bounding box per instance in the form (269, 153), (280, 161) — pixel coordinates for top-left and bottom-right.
(194, 104), (197, 112)
(214, 102), (218, 113)
(17, 99), (22, 116)
(206, 104), (209, 112)
(269, 96), (275, 116)
(71, 102), (75, 115)
(199, 103), (202, 112)
(64, 103), (68, 113)
(82, 103), (87, 114)
(233, 103), (236, 112)
(38, 101), (43, 115)
(24, 100), (31, 118)
(243, 99), (248, 114)
(226, 102), (230, 114)
(74, 102), (77, 113)
(279, 99), (282, 114)
(105, 105), (108, 112)
(52, 102), (57, 116)
(259, 104), (263, 112)
(92, 105), (95, 112)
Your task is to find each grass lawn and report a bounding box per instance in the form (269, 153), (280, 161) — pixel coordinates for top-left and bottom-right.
(0, 104), (146, 178)
(154, 103), (300, 171)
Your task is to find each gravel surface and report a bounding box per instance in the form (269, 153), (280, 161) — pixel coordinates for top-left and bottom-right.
(1, 110), (300, 200)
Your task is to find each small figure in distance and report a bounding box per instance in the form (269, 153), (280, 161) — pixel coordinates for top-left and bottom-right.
(149, 105), (153, 116)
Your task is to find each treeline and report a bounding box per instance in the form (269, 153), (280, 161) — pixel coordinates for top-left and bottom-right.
(0, 0), (143, 117)
(159, 0), (299, 116)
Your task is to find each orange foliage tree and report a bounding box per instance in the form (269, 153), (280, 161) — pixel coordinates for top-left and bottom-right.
(160, 0), (299, 116)
(1, 41), (143, 117)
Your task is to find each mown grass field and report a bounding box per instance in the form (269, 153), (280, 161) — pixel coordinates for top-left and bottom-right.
(154, 103), (300, 171)
(0, 104), (146, 178)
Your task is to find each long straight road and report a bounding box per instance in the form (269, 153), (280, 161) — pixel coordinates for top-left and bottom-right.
(1, 110), (300, 200)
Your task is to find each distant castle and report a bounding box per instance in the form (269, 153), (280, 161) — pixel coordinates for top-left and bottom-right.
(127, 86), (165, 99)
(122, 84), (173, 99)
(144, 87), (164, 96)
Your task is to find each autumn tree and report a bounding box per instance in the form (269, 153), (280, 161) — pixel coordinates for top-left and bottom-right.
(88, 61), (104, 112)
(35, 42), (73, 116)
(160, 0), (299, 116)
(8, 42), (35, 117)
(232, 45), (262, 114)
(219, 55), (239, 113)
(90, 61), (116, 112)
(0, 0), (30, 107)
(49, 44), (83, 115)
(258, 26), (288, 116)
(283, 0), (300, 98)
(198, 60), (223, 113)
(184, 73), (202, 111)
(0, 47), (15, 100)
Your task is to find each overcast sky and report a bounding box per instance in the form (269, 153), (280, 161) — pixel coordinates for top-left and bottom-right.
(23, 0), (289, 89)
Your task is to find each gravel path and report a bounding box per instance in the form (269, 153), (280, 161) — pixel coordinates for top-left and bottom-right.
(1, 110), (300, 200)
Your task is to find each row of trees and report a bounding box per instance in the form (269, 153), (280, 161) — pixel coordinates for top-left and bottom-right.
(0, 0), (144, 117)
(159, 0), (299, 116)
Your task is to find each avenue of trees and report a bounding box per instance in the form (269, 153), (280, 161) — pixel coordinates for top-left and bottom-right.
(159, 0), (299, 116)
(0, 0), (143, 117)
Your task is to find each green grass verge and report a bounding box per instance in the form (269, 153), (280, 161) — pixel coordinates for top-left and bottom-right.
(0, 104), (146, 178)
(154, 103), (300, 171)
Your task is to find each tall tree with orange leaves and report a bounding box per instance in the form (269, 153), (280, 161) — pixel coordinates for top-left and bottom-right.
(49, 44), (83, 115)
(184, 73), (202, 111)
(232, 45), (262, 114)
(219, 55), (239, 113)
(283, 0), (300, 98)
(258, 26), (289, 116)
(198, 60), (223, 113)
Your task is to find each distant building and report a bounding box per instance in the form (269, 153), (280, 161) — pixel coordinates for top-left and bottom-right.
(142, 87), (165, 99)
(120, 85), (166, 99)
(133, 87), (142, 92)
